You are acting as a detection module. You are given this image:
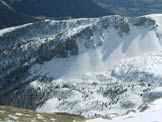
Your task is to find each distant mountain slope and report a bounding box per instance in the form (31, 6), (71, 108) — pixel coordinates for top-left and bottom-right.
(94, 0), (162, 16)
(0, 0), (38, 29)
(6, 0), (113, 18)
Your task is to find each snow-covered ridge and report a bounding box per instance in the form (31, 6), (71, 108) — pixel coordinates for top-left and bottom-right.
(0, 14), (161, 79)
(1, 14), (162, 117)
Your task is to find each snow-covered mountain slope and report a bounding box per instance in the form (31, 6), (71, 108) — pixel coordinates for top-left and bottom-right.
(1, 14), (162, 117)
(85, 98), (162, 122)
(36, 51), (162, 117)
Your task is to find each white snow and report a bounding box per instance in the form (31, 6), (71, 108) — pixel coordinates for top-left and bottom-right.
(36, 51), (162, 117)
(0, 23), (32, 36)
(85, 98), (162, 122)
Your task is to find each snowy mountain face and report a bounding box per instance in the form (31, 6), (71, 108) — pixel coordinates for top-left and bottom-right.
(1, 14), (162, 118)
